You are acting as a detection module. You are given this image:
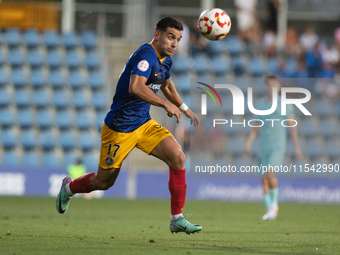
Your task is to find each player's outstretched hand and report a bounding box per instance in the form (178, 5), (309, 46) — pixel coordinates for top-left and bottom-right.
(164, 102), (181, 124)
(184, 109), (200, 128)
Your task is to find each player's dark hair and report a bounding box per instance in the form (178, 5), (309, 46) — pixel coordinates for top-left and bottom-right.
(265, 74), (279, 80)
(156, 17), (183, 32)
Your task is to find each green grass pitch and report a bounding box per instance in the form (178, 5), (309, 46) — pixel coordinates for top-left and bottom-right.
(0, 197), (339, 255)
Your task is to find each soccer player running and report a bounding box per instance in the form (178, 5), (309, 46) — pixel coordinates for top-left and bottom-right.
(244, 75), (303, 220)
(56, 17), (202, 234)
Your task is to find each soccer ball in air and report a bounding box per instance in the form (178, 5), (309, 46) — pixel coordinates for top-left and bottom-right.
(197, 8), (231, 41)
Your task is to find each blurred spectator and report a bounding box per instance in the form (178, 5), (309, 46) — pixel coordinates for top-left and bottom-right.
(291, 60), (308, 78)
(263, 30), (277, 57)
(274, 59), (288, 78)
(305, 44), (322, 78)
(321, 43), (339, 66)
(176, 17), (190, 56)
(335, 27), (340, 48)
(285, 26), (301, 57)
(67, 158), (87, 180)
(189, 19), (209, 55)
(300, 27), (319, 52)
(234, 0), (260, 42)
(265, 0), (279, 33)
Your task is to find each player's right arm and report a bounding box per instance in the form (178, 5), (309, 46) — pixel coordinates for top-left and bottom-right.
(244, 125), (259, 152)
(129, 74), (181, 123)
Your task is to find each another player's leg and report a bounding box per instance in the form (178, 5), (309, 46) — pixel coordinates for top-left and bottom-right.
(267, 177), (279, 220)
(150, 136), (202, 235)
(56, 166), (120, 214)
(261, 178), (272, 220)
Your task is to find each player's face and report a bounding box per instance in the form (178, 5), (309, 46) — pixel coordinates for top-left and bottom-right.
(156, 27), (183, 57)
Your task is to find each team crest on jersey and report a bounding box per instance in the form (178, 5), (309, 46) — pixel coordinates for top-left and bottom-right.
(106, 157), (114, 166)
(137, 60), (149, 72)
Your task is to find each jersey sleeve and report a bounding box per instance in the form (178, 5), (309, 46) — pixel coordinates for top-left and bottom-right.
(130, 50), (156, 79)
(165, 57), (172, 80)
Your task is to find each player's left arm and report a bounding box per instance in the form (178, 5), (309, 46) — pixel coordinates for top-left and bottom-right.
(161, 77), (199, 128)
(287, 117), (303, 160)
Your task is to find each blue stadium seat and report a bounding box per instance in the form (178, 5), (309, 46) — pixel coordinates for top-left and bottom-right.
(14, 88), (31, 108)
(46, 50), (62, 68)
(0, 49), (5, 66)
(0, 87), (11, 106)
(1, 129), (17, 148)
(23, 150), (40, 167)
(3, 149), (20, 166)
(0, 68), (8, 86)
(79, 131), (98, 150)
(76, 110), (92, 129)
(30, 69), (46, 88)
(212, 56), (230, 75)
(88, 71), (103, 90)
(36, 109), (54, 128)
(17, 108), (35, 128)
(326, 140), (340, 159)
(306, 138), (325, 158)
(5, 28), (20, 47)
(60, 130), (77, 150)
(285, 58), (297, 77)
(299, 118), (320, 137)
(69, 70), (84, 89)
(82, 151), (99, 169)
(39, 130), (57, 150)
(63, 151), (78, 166)
(85, 52), (100, 69)
(56, 110), (74, 129)
(27, 49), (43, 67)
(231, 57), (246, 76)
(49, 69), (65, 89)
(24, 29), (39, 47)
(320, 118), (339, 138)
(314, 99), (335, 117)
(20, 129), (38, 149)
(42, 151), (60, 167)
(177, 75), (190, 94)
(81, 31), (97, 49)
(248, 58), (266, 77)
(227, 137), (246, 155)
(53, 90), (70, 108)
(8, 49), (24, 66)
(235, 77), (250, 93)
(11, 68), (26, 87)
(66, 50), (81, 69)
(62, 32), (78, 48)
(44, 30), (60, 48)
(267, 58), (279, 73)
(33, 89), (50, 108)
(95, 111), (106, 130)
(193, 54), (212, 74)
(172, 56), (191, 74)
(72, 91), (88, 109)
(207, 40), (227, 56)
(226, 36), (245, 56)
(92, 91), (107, 110)
(0, 107), (15, 127)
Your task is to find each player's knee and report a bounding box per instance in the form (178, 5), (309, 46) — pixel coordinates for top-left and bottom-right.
(171, 150), (185, 168)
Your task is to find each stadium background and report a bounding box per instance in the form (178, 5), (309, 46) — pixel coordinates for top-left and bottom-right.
(0, 0), (339, 202)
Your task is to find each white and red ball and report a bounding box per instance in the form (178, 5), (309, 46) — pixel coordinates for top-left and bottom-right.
(197, 8), (231, 41)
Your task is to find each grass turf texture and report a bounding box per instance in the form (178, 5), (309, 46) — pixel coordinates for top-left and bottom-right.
(0, 197), (339, 255)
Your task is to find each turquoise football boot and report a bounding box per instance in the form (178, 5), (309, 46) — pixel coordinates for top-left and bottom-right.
(56, 176), (73, 214)
(170, 215), (202, 235)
